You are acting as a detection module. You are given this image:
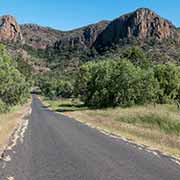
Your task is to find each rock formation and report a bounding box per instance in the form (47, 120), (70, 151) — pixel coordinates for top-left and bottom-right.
(0, 8), (180, 66)
(49, 21), (109, 50)
(20, 24), (64, 49)
(0, 15), (22, 42)
(94, 8), (180, 51)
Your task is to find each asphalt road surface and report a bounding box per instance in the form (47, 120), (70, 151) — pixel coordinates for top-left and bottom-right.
(0, 95), (180, 180)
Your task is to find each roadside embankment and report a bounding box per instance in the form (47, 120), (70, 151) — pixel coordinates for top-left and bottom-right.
(0, 102), (31, 159)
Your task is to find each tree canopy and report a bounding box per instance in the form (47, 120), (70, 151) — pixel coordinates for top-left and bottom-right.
(0, 44), (30, 113)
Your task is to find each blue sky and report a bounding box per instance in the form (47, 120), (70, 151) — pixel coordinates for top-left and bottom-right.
(0, 0), (179, 31)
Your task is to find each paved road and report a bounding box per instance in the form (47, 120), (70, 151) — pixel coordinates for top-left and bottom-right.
(0, 95), (180, 180)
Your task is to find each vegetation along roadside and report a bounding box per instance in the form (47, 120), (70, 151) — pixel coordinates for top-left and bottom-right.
(0, 43), (32, 156)
(40, 48), (180, 159)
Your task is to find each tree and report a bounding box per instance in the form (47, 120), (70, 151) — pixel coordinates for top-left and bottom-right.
(0, 44), (30, 112)
(76, 58), (159, 108)
(122, 47), (151, 69)
(154, 64), (180, 104)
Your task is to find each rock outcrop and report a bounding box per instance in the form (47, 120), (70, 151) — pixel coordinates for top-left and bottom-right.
(20, 24), (64, 49)
(0, 15), (22, 42)
(54, 21), (110, 50)
(94, 8), (180, 51)
(20, 21), (109, 50)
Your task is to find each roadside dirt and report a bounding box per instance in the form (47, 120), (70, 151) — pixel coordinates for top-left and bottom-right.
(0, 102), (31, 159)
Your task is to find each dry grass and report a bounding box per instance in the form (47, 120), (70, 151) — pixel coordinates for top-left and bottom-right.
(64, 104), (180, 158)
(0, 102), (31, 151)
(85, 104), (180, 135)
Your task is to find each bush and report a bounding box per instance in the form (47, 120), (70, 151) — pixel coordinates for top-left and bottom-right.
(76, 59), (159, 108)
(0, 99), (8, 113)
(154, 64), (180, 104)
(38, 46), (180, 109)
(38, 75), (74, 99)
(0, 44), (30, 112)
(122, 47), (151, 69)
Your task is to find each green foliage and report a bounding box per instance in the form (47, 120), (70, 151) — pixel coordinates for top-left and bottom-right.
(75, 54), (180, 108)
(154, 64), (180, 104)
(15, 55), (34, 82)
(76, 59), (159, 108)
(38, 75), (74, 100)
(122, 47), (152, 69)
(45, 99), (86, 112)
(0, 99), (9, 113)
(37, 45), (180, 109)
(56, 80), (73, 98)
(0, 44), (30, 112)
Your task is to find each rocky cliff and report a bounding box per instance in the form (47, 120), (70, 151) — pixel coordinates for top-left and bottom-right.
(54, 21), (110, 50)
(0, 15), (22, 42)
(94, 8), (180, 51)
(20, 20), (109, 50)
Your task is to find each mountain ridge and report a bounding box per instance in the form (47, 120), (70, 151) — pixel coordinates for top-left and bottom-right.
(0, 8), (180, 72)
(0, 8), (179, 50)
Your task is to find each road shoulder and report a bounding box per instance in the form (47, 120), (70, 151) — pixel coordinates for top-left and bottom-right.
(0, 102), (31, 159)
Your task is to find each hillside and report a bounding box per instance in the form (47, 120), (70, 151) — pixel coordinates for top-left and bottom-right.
(0, 8), (180, 72)
(20, 20), (110, 50)
(20, 24), (64, 49)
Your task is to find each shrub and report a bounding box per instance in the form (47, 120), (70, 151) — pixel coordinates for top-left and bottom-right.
(0, 44), (30, 112)
(0, 99), (8, 113)
(154, 64), (180, 104)
(76, 59), (159, 108)
(38, 75), (74, 99)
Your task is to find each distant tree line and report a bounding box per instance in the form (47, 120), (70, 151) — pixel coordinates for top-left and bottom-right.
(38, 47), (180, 108)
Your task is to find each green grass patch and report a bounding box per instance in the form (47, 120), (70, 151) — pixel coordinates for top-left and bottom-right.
(45, 98), (87, 112)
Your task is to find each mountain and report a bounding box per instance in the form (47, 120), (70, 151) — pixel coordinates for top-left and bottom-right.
(0, 8), (180, 72)
(94, 8), (180, 51)
(21, 8), (180, 53)
(1, 8), (180, 51)
(0, 14), (109, 51)
(20, 21), (109, 50)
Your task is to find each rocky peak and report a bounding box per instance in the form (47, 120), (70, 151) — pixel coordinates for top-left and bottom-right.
(130, 8), (176, 39)
(0, 15), (22, 42)
(94, 8), (180, 50)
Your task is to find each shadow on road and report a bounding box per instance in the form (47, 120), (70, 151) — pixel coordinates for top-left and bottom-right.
(55, 104), (87, 112)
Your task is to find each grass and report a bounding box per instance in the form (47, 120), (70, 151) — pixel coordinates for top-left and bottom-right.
(45, 98), (87, 112)
(86, 104), (180, 136)
(0, 103), (31, 151)
(44, 98), (180, 159)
